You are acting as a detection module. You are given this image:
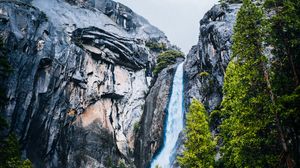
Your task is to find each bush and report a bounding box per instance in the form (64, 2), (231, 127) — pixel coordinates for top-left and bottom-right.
(153, 50), (184, 75)
(146, 41), (167, 52)
(199, 71), (210, 77)
(118, 160), (126, 168)
(133, 121), (140, 133)
(219, 0), (242, 3)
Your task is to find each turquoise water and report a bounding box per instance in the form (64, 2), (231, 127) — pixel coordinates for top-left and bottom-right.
(151, 62), (184, 168)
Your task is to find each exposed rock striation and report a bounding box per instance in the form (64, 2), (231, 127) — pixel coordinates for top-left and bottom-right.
(71, 26), (149, 70)
(184, 3), (241, 113)
(0, 0), (173, 167)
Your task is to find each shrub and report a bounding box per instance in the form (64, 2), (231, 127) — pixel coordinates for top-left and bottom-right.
(219, 0), (242, 3)
(118, 160), (126, 168)
(199, 71), (210, 77)
(133, 121), (140, 133)
(153, 50), (184, 75)
(146, 41), (167, 52)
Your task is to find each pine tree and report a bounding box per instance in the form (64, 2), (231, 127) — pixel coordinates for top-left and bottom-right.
(218, 0), (281, 167)
(0, 117), (33, 168)
(265, 0), (300, 166)
(178, 99), (215, 168)
(265, 0), (300, 88)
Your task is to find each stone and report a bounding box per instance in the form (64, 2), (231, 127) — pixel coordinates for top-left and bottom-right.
(184, 3), (241, 113)
(134, 63), (182, 168)
(0, 0), (170, 167)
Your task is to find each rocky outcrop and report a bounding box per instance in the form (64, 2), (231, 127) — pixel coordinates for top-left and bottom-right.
(71, 26), (149, 70)
(180, 4), (241, 166)
(134, 64), (179, 168)
(164, 3), (241, 168)
(0, 0), (172, 167)
(184, 3), (241, 113)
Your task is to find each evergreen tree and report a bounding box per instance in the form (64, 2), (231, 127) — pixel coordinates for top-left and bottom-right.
(219, 0), (281, 167)
(265, 0), (300, 166)
(0, 116), (33, 168)
(265, 0), (300, 88)
(178, 99), (215, 168)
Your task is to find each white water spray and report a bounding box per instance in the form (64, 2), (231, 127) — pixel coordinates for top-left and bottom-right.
(151, 62), (184, 168)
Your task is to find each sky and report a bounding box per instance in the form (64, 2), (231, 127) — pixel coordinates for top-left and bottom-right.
(114, 0), (219, 54)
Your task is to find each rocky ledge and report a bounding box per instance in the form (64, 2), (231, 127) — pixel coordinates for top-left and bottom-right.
(72, 26), (149, 70)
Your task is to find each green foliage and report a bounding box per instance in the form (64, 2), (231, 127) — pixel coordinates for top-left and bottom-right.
(216, 0), (300, 166)
(146, 41), (167, 52)
(0, 118), (33, 168)
(118, 160), (126, 168)
(154, 165), (162, 168)
(219, 0), (242, 4)
(277, 86), (300, 120)
(264, 0), (300, 165)
(0, 133), (21, 168)
(218, 0), (280, 167)
(209, 109), (222, 129)
(265, 0), (300, 93)
(199, 71), (210, 77)
(21, 160), (32, 168)
(153, 50), (184, 75)
(105, 158), (128, 168)
(178, 99), (216, 168)
(133, 121), (140, 133)
(105, 157), (114, 167)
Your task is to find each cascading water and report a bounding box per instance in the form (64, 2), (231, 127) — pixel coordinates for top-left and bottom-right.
(151, 62), (184, 168)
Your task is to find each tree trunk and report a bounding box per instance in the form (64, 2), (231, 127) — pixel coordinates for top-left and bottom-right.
(262, 62), (295, 168)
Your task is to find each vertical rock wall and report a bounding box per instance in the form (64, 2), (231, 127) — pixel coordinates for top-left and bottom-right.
(184, 4), (241, 113)
(0, 0), (173, 167)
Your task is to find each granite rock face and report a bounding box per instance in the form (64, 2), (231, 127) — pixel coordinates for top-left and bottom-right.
(184, 3), (241, 113)
(0, 0), (172, 167)
(0, 0), (243, 167)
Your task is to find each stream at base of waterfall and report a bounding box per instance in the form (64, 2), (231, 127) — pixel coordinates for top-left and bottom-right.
(151, 62), (185, 168)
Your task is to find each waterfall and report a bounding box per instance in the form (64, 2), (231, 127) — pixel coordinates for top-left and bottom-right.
(151, 62), (184, 168)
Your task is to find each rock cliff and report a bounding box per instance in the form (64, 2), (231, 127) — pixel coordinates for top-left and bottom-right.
(0, 0), (245, 167)
(134, 64), (179, 168)
(0, 0), (175, 167)
(180, 3), (241, 166)
(184, 3), (241, 113)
